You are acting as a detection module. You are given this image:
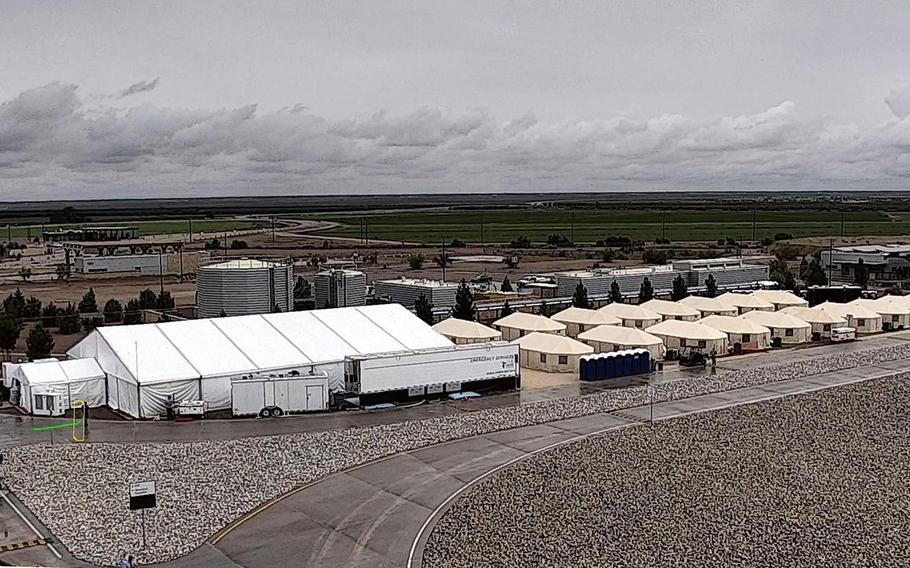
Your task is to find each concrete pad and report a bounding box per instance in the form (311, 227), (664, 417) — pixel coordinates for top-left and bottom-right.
(347, 454), (465, 509)
(547, 413), (637, 435)
(409, 437), (526, 483)
(482, 424), (579, 453)
(335, 496), (429, 561)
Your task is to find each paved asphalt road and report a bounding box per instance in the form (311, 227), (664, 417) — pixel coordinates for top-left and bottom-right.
(145, 358), (908, 568)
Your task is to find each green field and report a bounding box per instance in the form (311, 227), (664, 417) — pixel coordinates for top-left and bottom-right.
(319, 208), (910, 244)
(3, 219), (262, 240)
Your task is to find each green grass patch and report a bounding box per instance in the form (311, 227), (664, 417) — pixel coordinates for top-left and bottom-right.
(3, 219), (262, 240)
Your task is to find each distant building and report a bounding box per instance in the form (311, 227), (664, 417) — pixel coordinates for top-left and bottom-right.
(72, 251), (210, 276)
(820, 244), (910, 290)
(43, 226), (138, 243)
(374, 278), (458, 308)
(196, 259), (294, 318)
(314, 269), (367, 308)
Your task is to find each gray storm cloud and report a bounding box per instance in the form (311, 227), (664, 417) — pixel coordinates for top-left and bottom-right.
(2, 82), (910, 200)
(119, 78), (160, 98)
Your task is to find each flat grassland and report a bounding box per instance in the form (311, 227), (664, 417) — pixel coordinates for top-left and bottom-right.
(4, 219), (262, 239)
(317, 208), (910, 244)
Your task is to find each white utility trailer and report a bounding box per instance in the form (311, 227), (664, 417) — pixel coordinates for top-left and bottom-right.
(231, 372), (329, 417)
(344, 342), (520, 396)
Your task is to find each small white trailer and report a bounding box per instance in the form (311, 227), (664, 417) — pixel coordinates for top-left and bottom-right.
(344, 342), (520, 396)
(231, 372), (329, 417)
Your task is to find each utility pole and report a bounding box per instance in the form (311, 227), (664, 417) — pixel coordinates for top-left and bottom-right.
(751, 208), (756, 243)
(441, 237), (447, 282)
(271, 216), (276, 243)
(661, 211), (666, 241)
(570, 211), (575, 243)
(188, 219), (193, 243)
(365, 219), (369, 247)
(828, 238), (834, 286)
(480, 212), (485, 252)
(158, 247), (164, 297)
(840, 210), (845, 237)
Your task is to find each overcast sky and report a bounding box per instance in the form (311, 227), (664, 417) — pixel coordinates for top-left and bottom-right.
(2, 0), (909, 200)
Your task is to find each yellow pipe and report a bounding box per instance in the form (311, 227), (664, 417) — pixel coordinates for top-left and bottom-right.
(71, 400), (85, 442)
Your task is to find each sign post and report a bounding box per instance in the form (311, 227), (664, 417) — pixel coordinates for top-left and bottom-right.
(129, 481), (157, 551)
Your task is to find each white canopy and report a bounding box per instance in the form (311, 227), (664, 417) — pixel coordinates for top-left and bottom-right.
(646, 320), (727, 341)
(716, 292), (775, 311)
(640, 299), (701, 319)
(493, 311), (566, 333)
(598, 303), (661, 321)
(577, 325), (664, 347)
(853, 296), (910, 316)
(740, 310), (812, 330)
(511, 332), (594, 355)
(432, 318), (502, 341)
(780, 306), (848, 326)
(678, 295), (739, 316)
(551, 307), (621, 326)
(751, 289), (808, 308)
(699, 315), (772, 336)
(815, 302), (883, 321)
(3, 358), (106, 413)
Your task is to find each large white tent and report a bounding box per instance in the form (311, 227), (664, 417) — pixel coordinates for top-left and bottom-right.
(852, 297), (910, 330)
(740, 310), (812, 345)
(699, 315), (771, 352)
(550, 307), (621, 337)
(68, 304), (453, 418)
(2, 358), (105, 415)
(750, 289), (809, 310)
(512, 332), (593, 373)
(492, 312), (566, 341)
(645, 320), (728, 354)
(716, 292), (775, 314)
(598, 303), (662, 329)
(432, 318), (502, 344)
(678, 295), (739, 318)
(780, 306), (848, 339)
(577, 325), (665, 360)
(640, 299), (701, 322)
(815, 302), (883, 334)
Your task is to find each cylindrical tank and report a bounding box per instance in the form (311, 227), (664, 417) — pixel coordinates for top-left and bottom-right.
(196, 259), (294, 318)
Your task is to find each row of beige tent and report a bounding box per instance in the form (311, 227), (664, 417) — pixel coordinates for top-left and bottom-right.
(432, 290), (910, 374)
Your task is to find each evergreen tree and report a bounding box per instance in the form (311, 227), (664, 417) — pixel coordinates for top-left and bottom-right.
(24, 296), (42, 318)
(804, 259), (828, 286)
(156, 290), (175, 310)
(609, 280), (623, 303)
(58, 303), (80, 334)
(26, 324), (55, 360)
(452, 280), (476, 321)
(414, 293), (434, 325)
(0, 315), (21, 360)
(2, 288), (26, 319)
(854, 258), (870, 288)
(704, 274), (718, 298)
(78, 287), (98, 313)
(798, 257), (810, 282)
(500, 300), (514, 318)
(138, 289), (158, 309)
(81, 316), (103, 333)
(638, 277), (654, 303)
(500, 276), (513, 293)
(540, 301), (553, 317)
(293, 276), (311, 299)
(103, 298), (123, 323)
(572, 282), (591, 309)
(671, 274), (688, 301)
(124, 299), (143, 324)
(41, 302), (60, 328)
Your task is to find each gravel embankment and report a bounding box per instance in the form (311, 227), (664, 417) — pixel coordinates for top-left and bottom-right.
(5, 342), (910, 565)
(424, 375), (910, 568)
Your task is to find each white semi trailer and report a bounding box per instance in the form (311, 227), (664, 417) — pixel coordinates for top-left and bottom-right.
(231, 372), (329, 417)
(344, 342), (520, 397)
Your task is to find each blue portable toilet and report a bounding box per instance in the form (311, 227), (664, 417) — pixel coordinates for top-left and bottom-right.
(630, 351), (640, 375)
(622, 351), (634, 376)
(604, 352), (615, 379)
(640, 349), (651, 373)
(593, 353), (606, 380)
(579, 355), (591, 381)
(611, 351), (623, 378)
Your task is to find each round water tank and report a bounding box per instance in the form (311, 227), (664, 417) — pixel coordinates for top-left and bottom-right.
(196, 259), (294, 318)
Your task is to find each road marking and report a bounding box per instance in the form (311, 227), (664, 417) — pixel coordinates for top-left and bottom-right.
(0, 490), (62, 560)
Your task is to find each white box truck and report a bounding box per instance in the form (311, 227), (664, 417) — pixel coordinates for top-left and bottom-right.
(344, 342), (520, 395)
(231, 372), (329, 417)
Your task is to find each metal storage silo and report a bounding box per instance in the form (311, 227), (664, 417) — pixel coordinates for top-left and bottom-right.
(196, 259), (294, 318)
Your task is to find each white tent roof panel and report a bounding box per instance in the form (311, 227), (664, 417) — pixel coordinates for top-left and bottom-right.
(264, 311), (354, 363)
(59, 358), (105, 382)
(358, 304), (454, 350)
(211, 315), (312, 369)
(158, 319), (258, 377)
(311, 308), (407, 354)
(96, 325), (201, 384)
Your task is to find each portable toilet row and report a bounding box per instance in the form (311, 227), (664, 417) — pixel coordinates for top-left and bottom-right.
(579, 348), (652, 381)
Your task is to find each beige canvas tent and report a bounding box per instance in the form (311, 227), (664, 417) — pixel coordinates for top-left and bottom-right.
(432, 318), (502, 344)
(512, 332), (593, 373)
(750, 289), (809, 310)
(577, 325), (665, 360)
(699, 315), (771, 352)
(551, 307), (621, 338)
(645, 320), (728, 355)
(640, 299), (701, 322)
(780, 306), (848, 339)
(492, 311), (566, 341)
(815, 302), (882, 334)
(716, 292), (775, 315)
(598, 303), (662, 329)
(740, 310), (811, 344)
(678, 295), (739, 318)
(851, 297), (910, 330)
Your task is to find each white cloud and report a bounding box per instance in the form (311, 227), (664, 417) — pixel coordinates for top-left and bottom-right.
(1, 82), (909, 199)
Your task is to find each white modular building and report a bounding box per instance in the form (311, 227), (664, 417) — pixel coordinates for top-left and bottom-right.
(374, 278), (458, 308)
(314, 269), (367, 308)
(2, 358), (106, 415)
(196, 259), (294, 318)
(68, 304), (454, 418)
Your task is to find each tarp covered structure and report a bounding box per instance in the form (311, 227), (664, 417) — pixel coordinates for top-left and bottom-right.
(598, 303), (661, 329)
(780, 306), (848, 338)
(492, 312), (566, 341)
(68, 304), (453, 418)
(815, 302), (883, 334)
(432, 318), (502, 344)
(512, 332), (593, 373)
(577, 325), (665, 360)
(550, 307), (621, 337)
(646, 320), (728, 354)
(678, 295), (739, 318)
(852, 297), (910, 330)
(751, 289), (809, 310)
(740, 310), (812, 344)
(2, 358), (105, 415)
(716, 292), (775, 314)
(640, 299), (701, 322)
(699, 315), (771, 351)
